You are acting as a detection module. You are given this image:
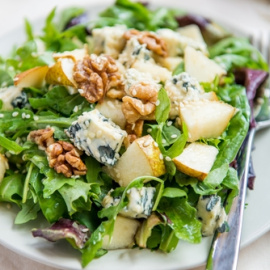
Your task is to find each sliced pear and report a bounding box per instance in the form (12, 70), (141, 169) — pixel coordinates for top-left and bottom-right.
(178, 24), (206, 45)
(0, 153), (9, 182)
(135, 213), (163, 248)
(173, 142), (218, 180)
(104, 135), (166, 187)
(14, 66), (49, 88)
(52, 46), (88, 62)
(154, 56), (183, 71)
(179, 99), (236, 142)
(95, 98), (126, 129)
(45, 58), (77, 87)
(102, 215), (140, 250)
(184, 46), (226, 82)
(132, 60), (172, 82)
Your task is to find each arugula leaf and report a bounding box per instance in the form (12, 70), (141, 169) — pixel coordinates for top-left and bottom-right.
(0, 134), (24, 154)
(158, 197), (202, 243)
(155, 87), (170, 125)
(0, 174), (24, 205)
(162, 187), (187, 198)
(29, 86), (86, 116)
(59, 180), (92, 215)
(15, 199), (40, 224)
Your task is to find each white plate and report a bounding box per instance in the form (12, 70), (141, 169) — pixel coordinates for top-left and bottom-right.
(0, 1), (270, 269)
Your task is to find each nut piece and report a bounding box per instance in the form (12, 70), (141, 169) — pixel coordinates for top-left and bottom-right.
(124, 120), (144, 148)
(122, 82), (158, 123)
(28, 128), (55, 150)
(47, 141), (87, 178)
(73, 54), (122, 103)
(124, 29), (168, 57)
(28, 128), (86, 177)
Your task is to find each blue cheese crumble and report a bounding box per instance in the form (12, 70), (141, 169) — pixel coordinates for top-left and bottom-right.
(102, 187), (156, 219)
(165, 72), (203, 118)
(118, 37), (153, 68)
(65, 109), (127, 166)
(196, 195), (227, 236)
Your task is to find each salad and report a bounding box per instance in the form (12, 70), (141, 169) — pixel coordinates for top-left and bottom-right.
(0, 0), (269, 268)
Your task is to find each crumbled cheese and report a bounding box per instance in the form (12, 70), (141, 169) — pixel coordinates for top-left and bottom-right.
(65, 109), (127, 166)
(0, 86), (23, 110)
(196, 195), (227, 236)
(92, 25), (127, 59)
(118, 37), (153, 68)
(157, 28), (208, 56)
(165, 72), (204, 118)
(102, 187), (156, 219)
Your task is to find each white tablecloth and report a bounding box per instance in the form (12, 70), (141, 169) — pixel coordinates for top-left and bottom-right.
(0, 0), (270, 269)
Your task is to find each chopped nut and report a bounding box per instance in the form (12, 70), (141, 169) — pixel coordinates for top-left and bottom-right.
(28, 128), (87, 177)
(122, 82), (158, 123)
(28, 128), (54, 150)
(124, 29), (168, 57)
(124, 120), (144, 148)
(73, 54), (122, 103)
(47, 141), (87, 178)
(124, 134), (137, 149)
(125, 120), (144, 137)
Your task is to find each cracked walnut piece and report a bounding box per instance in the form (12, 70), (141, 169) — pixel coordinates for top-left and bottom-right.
(122, 82), (158, 123)
(28, 128), (87, 177)
(47, 141), (87, 178)
(124, 29), (168, 57)
(73, 54), (122, 103)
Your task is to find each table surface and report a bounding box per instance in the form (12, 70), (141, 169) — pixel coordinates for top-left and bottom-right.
(0, 0), (270, 269)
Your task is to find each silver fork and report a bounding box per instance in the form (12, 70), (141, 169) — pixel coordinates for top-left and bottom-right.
(206, 30), (270, 270)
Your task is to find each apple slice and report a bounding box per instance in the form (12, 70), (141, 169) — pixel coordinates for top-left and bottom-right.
(45, 58), (77, 87)
(0, 153), (9, 182)
(104, 135), (166, 187)
(13, 66), (49, 88)
(179, 99), (236, 142)
(102, 215), (140, 249)
(173, 142), (218, 180)
(184, 46), (226, 82)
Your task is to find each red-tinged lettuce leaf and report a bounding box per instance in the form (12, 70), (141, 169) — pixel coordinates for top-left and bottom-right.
(175, 14), (211, 30)
(234, 68), (269, 126)
(32, 218), (90, 249)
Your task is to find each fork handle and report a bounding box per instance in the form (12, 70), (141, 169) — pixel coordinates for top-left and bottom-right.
(206, 128), (256, 270)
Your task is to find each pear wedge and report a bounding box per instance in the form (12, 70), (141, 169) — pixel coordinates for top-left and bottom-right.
(184, 46), (226, 82)
(14, 66), (49, 88)
(0, 153), (9, 182)
(173, 142), (218, 180)
(104, 135), (166, 187)
(52, 46), (88, 62)
(102, 215), (140, 249)
(45, 58), (77, 87)
(179, 99), (236, 142)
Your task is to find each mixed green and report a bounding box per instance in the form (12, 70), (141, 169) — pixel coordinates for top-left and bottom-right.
(0, 0), (269, 267)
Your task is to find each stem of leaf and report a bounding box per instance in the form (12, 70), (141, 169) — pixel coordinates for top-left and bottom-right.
(22, 162), (34, 203)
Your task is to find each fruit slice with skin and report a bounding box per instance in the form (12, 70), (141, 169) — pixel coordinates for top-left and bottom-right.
(45, 58), (77, 87)
(184, 46), (226, 82)
(102, 215), (140, 249)
(104, 135), (166, 187)
(0, 153), (9, 182)
(173, 142), (218, 181)
(179, 99), (236, 142)
(13, 66), (49, 88)
(52, 46), (88, 62)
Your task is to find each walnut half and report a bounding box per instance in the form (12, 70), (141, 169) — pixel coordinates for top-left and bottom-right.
(73, 54), (122, 103)
(47, 141), (87, 178)
(122, 82), (158, 123)
(28, 128), (87, 178)
(124, 29), (168, 57)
